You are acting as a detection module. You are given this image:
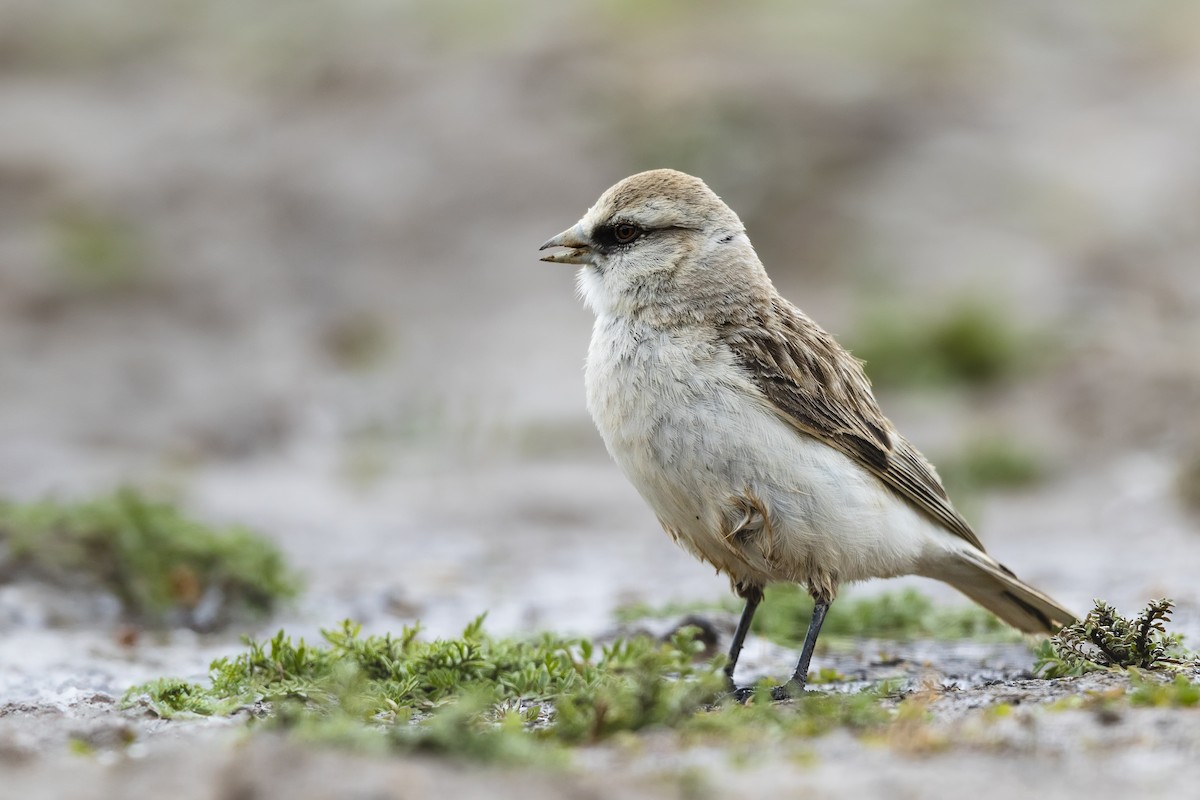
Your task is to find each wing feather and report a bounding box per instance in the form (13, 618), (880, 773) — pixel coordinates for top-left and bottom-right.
(721, 298), (985, 553)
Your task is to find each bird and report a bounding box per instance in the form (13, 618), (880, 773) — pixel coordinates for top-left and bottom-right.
(540, 168), (1075, 698)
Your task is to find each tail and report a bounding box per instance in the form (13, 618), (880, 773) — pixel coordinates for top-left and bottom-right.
(937, 550), (1076, 634)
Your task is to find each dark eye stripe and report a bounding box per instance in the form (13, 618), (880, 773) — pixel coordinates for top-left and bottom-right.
(593, 223), (644, 249)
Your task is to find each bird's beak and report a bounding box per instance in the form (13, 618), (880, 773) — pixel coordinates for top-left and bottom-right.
(539, 224), (592, 265)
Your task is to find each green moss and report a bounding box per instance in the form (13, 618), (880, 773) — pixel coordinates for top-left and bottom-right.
(1130, 674), (1200, 708)
(1043, 676), (1200, 713)
(129, 616), (723, 722)
(0, 489), (299, 628)
(682, 685), (888, 743)
(124, 617), (898, 762)
(851, 300), (1041, 389)
(1043, 686), (1127, 713)
(126, 619), (725, 760)
(132, 677), (235, 717)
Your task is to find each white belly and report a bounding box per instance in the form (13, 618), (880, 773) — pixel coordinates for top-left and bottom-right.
(585, 316), (946, 593)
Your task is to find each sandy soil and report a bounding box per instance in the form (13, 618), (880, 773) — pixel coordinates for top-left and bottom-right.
(3, 1), (1200, 796)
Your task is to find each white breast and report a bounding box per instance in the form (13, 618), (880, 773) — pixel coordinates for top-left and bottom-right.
(585, 315), (950, 593)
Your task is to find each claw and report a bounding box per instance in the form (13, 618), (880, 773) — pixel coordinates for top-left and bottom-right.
(731, 686), (755, 704)
(726, 682), (804, 704)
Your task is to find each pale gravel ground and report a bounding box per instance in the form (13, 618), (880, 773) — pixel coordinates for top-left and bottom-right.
(2, 1), (1200, 796)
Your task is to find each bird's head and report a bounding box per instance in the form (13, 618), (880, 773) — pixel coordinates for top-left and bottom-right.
(540, 169), (766, 319)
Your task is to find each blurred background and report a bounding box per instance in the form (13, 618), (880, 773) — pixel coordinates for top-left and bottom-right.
(2, 0), (1200, 663)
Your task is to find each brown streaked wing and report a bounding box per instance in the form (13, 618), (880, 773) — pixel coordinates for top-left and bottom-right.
(720, 299), (986, 553)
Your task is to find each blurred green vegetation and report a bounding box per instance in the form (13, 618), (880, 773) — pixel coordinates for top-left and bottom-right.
(614, 597), (739, 625)
(1177, 452), (1200, 517)
(619, 586), (1015, 645)
(851, 299), (1044, 389)
(682, 681), (890, 741)
(750, 585), (1014, 646)
(320, 312), (391, 371)
(936, 436), (1046, 499)
(0, 489), (299, 628)
(49, 209), (147, 292)
(124, 616), (891, 762)
(1131, 674), (1200, 708)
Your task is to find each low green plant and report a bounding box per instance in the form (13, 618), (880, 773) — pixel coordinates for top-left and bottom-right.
(127, 619), (724, 750)
(682, 683), (888, 743)
(0, 489), (299, 628)
(1035, 599), (1198, 678)
(132, 678), (225, 716)
(1130, 674), (1200, 708)
(1032, 639), (1099, 679)
(124, 617), (897, 762)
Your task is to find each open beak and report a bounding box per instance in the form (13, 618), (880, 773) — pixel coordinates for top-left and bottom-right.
(539, 224), (592, 265)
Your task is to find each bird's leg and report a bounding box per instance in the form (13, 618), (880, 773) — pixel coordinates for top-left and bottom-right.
(725, 585), (762, 696)
(772, 594), (832, 700)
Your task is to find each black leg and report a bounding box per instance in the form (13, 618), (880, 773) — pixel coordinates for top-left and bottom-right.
(787, 598), (831, 690)
(725, 588), (762, 692)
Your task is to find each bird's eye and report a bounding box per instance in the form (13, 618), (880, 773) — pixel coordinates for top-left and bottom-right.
(613, 223), (641, 244)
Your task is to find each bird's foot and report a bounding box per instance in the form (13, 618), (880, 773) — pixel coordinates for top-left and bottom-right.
(770, 683), (798, 702)
(730, 686), (755, 704)
(727, 681), (804, 704)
